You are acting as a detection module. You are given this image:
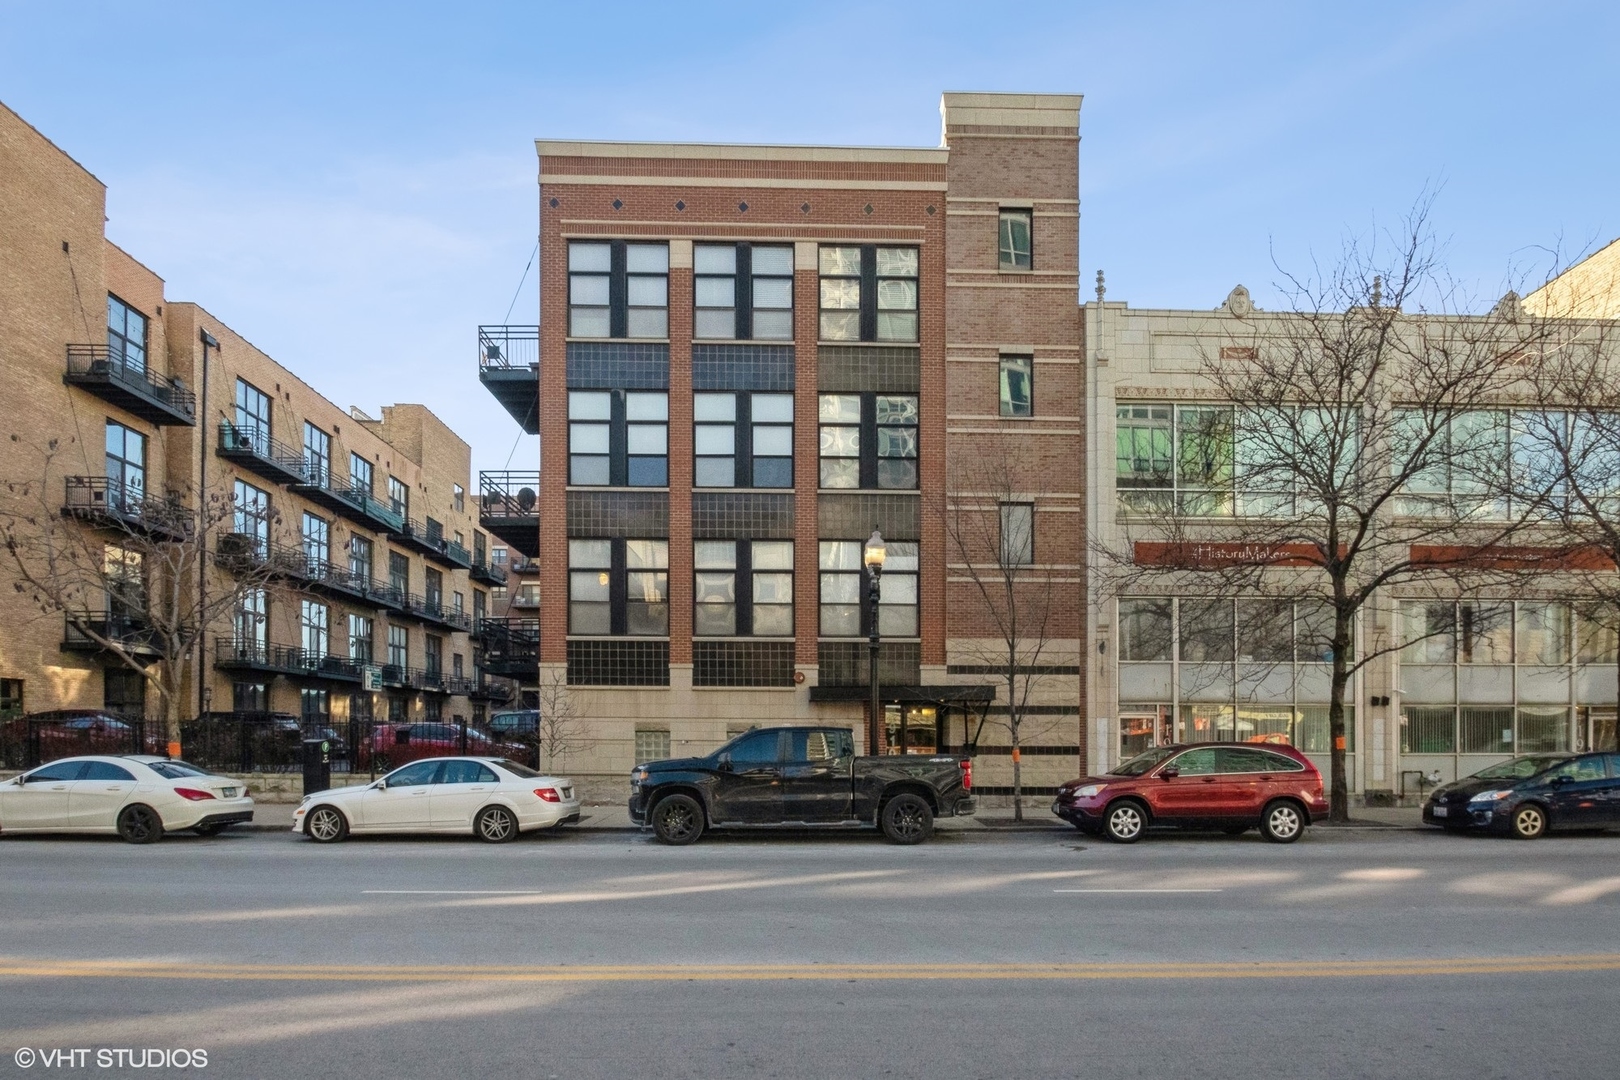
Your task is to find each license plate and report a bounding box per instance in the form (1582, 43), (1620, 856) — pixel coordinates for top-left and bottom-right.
(1432, 805), (1447, 818)
(220, 788), (238, 798)
(562, 788), (573, 800)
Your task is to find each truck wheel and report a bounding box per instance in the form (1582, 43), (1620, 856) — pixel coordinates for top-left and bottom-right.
(880, 793), (934, 844)
(652, 794), (705, 845)
(1103, 800), (1146, 843)
(116, 804), (164, 845)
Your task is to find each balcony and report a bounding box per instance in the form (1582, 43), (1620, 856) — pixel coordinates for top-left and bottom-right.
(62, 614), (167, 661)
(477, 325), (539, 434)
(508, 557), (541, 576)
(290, 468), (404, 533)
(509, 586), (540, 611)
(62, 477), (191, 542)
(466, 675), (513, 703)
(64, 345), (196, 426)
(216, 423), (307, 486)
(387, 517), (467, 569)
(213, 638), (363, 683)
(215, 536), (382, 609)
(389, 591), (473, 633)
(470, 557), (508, 586)
(478, 472), (540, 557)
(476, 617), (539, 680)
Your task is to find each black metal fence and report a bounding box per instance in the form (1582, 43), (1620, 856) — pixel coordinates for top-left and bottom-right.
(4, 712), (544, 777)
(2, 715), (161, 769)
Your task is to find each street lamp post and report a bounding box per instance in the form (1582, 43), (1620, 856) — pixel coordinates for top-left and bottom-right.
(864, 528), (886, 756)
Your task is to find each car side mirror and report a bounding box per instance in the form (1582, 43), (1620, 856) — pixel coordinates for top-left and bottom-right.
(718, 752), (733, 772)
(12, 774), (25, 785)
(373, 778), (387, 790)
(1158, 766), (1179, 780)
(1549, 775), (1571, 787)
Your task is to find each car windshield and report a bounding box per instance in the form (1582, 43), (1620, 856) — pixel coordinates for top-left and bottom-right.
(146, 760), (211, 779)
(1109, 747), (1180, 777)
(497, 760), (544, 779)
(1467, 755), (1569, 781)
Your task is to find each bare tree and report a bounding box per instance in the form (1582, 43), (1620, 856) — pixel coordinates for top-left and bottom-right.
(533, 667), (590, 773)
(943, 452), (1072, 821)
(1101, 203), (1560, 821)
(1, 435), (283, 752)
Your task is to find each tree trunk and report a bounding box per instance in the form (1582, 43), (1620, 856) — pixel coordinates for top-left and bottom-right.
(1327, 611), (1353, 823)
(1007, 669), (1023, 822)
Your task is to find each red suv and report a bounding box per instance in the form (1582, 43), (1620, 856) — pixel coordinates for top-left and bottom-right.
(1053, 743), (1329, 844)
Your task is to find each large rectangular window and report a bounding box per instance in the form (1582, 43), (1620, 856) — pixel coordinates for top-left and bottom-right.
(388, 475), (409, 518)
(694, 540), (794, 637)
(425, 566), (443, 609)
(999, 354), (1033, 417)
(104, 421), (146, 510)
(300, 599), (329, 658)
(818, 393), (918, 490)
(387, 625), (408, 669)
(234, 378), (271, 448)
(349, 614), (373, 663)
(693, 243), (794, 340)
(349, 534), (373, 586)
(999, 503), (1034, 566)
(818, 245), (918, 343)
(389, 550), (410, 595)
(303, 422), (331, 486)
(568, 538), (670, 636)
(107, 294), (148, 373)
(998, 209), (1033, 271)
(235, 587), (267, 648)
(301, 512), (330, 567)
(569, 241), (669, 339)
(569, 390), (668, 487)
(693, 392), (793, 488)
(819, 540), (917, 637)
(350, 453), (373, 496)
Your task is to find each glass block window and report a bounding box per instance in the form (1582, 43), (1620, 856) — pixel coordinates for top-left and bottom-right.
(635, 728), (672, 762)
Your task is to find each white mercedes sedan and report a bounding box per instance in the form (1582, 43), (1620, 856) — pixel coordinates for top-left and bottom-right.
(0, 756), (254, 843)
(293, 757), (581, 843)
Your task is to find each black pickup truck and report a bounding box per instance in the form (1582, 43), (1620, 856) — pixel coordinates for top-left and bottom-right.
(629, 726), (975, 845)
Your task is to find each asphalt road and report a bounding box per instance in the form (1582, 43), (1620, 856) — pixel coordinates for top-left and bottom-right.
(2, 824), (1618, 1079)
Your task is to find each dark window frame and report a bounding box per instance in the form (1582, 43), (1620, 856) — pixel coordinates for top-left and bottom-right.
(818, 245), (919, 343)
(818, 391), (918, 490)
(693, 242), (795, 342)
(107, 293), (149, 372)
(569, 389), (669, 488)
(568, 537), (670, 637)
(999, 353), (1033, 417)
(693, 391), (794, 489)
(694, 539), (795, 638)
(568, 240), (670, 340)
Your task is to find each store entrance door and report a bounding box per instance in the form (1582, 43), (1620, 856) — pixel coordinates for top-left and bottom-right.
(885, 705), (939, 755)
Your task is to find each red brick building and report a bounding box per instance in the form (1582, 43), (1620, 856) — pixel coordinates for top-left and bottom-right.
(478, 93), (1084, 796)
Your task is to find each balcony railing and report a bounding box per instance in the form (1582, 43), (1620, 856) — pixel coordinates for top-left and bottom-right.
(291, 467), (404, 533)
(213, 638), (363, 682)
(478, 325), (539, 434)
(62, 613), (168, 656)
(387, 517), (466, 569)
(64, 345), (197, 426)
(507, 557), (541, 575)
(217, 423), (307, 485)
(476, 617), (539, 679)
(63, 477), (191, 541)
(470, 558), (508, 586)
(216, 536), (388, 609)
(478, 472), (540, 558)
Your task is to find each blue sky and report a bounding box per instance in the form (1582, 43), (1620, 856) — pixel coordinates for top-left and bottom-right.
(3, 0), (1615, 474)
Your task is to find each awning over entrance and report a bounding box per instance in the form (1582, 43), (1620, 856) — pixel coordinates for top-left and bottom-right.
(807, 684), (995, 706)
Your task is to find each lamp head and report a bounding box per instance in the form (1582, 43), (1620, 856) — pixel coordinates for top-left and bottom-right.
(863, 528), (886, 569)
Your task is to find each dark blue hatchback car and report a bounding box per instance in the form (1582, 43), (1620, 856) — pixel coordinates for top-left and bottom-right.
(1423, 752), (1620, 838)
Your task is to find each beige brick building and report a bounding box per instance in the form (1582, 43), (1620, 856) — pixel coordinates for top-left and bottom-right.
(0, 101), (499, 756)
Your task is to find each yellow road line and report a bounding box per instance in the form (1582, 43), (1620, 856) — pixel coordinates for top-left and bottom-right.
(1, 955), (1618, 983)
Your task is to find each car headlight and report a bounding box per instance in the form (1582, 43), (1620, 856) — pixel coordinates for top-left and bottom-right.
(631, 767), (648, 782)
(1074, 784), (1106, 798)
(1468, 789), (1512, 804)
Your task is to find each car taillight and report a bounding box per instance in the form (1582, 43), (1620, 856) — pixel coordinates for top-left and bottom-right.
(960, 759), (972, 792)
(534, 788), (561, 802)
(174, 787), (216, 801)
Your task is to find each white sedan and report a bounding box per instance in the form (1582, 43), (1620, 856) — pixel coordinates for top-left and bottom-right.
(0, 755), (254, 843)
(293, 756), (581, 843)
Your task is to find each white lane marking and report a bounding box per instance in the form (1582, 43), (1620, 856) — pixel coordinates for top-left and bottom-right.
(361, 890), (546, 895)
(1053, 888), (1224, 893)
